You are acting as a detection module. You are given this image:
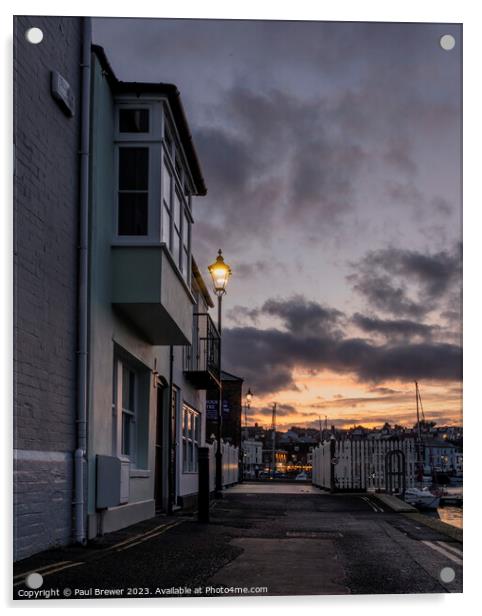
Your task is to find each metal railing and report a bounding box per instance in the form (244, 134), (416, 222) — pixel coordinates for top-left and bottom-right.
(183, 312), (220, 384)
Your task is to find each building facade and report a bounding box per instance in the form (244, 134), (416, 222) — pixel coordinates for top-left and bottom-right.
(13, 19), (227, 559)
(86, 45), (218, 537)
(241, 440), (262, 478)
(206, 370), (243, 447)
(13, 16), (84, 561)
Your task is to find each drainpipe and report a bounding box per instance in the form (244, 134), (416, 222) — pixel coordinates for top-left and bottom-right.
(74, 16), (92, 545)
(167, 346), (175, 515)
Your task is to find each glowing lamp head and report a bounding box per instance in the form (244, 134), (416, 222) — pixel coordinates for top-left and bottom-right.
(246, 388), (253, 405)
(208, 249), (232, 295)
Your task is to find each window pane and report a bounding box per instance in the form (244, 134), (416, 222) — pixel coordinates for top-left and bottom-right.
(173, 192), (181, 230)
(162, 163), (172, 204)
(195, 414), (200, 441)
(164, 127), (173, 154)
(119, 109), (149, 133)
(128, 370), (135, 411)
(173, 230), (180, 266)
(175, 155), (182, 180)
(119, 148), (148, 190)
(182, 212), (189, 247)
(119, 193), (148, 236)
(162, 206), (171, 245)
(122, 413), (131, 455)
(182, 248), (188, 278)
(122, 366), (130, 410)
(183, 437), (188, 469)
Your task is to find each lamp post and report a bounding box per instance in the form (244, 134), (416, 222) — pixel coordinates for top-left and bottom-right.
(241, 388), (253, 480)
(208, 249), (232, 496)
(245, 388), (253, 429)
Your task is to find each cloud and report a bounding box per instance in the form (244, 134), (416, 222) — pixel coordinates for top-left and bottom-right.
(348, 243), (461, 318)
(190, 85), (369, 252)
(367, 386), (402, 395)
(349, 273), (426, 319)
(262, 295), (344, 337)
(223, 295), (462, 395)
(352, 313), (436, 341)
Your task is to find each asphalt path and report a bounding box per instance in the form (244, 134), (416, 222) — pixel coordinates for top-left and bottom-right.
(13, 482), (462, 600)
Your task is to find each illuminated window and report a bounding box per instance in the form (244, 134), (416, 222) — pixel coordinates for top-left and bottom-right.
(182, 405), (200, 473)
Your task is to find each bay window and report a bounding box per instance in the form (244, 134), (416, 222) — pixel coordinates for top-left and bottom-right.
(115, 100), (192, 284)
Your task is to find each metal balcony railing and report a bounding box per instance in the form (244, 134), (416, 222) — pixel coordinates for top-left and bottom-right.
(183, 313), (220, 389)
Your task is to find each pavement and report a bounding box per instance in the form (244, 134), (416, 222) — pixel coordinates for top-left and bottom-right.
(13, 482), (462, 600)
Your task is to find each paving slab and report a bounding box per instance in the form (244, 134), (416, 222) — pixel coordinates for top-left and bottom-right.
(208, 537), (350, 596)
(226, 482), (323, 495)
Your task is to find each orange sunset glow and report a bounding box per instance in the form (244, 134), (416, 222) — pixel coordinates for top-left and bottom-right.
(246, 370), (462, 430)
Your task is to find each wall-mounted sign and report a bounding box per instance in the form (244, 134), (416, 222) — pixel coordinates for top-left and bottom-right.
(50, 71), (75, 117)
(206, 399), (230, 420)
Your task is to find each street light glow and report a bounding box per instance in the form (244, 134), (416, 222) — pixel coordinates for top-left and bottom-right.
(208, 249), (232, 295)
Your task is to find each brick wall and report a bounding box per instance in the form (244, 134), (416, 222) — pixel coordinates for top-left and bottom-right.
(13, 16), (83, 560)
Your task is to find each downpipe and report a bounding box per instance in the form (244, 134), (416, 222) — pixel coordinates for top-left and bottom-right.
(74, 16), (92, 546)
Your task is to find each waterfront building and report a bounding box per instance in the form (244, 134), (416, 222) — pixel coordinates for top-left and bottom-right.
(13, 21), (226, 559)
(241, 440), (263, 478)
(86, 44), (218, 536)
(423, 439), (462, 474)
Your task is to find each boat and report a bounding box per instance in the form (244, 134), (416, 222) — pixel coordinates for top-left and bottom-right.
(404, 487), (441, 510)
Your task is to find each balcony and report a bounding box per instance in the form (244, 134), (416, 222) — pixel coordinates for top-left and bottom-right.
(111, 244), (194, 345)
(183, 313), (220, 389)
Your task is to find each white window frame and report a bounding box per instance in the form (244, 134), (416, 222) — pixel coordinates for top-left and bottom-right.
(113, 355), (151, 470)
(182, 404), (201, 473)
(113, 98), (193, 285)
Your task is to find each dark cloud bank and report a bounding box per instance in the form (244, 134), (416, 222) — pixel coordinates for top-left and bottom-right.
(224, 244), (462, 395)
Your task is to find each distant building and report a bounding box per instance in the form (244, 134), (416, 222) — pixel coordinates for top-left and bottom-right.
(206, 370), (243, 447)
(241, 440), (262, 478)
(423, 439), (462, 474)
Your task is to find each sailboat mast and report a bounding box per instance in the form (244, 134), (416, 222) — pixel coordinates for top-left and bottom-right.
(271, 403), (277, 478)
(415, 381), (424, 482)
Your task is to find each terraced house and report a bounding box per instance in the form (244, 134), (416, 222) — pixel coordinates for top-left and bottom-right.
(14, 16), (228, 559)
(86, 44), (221, 538)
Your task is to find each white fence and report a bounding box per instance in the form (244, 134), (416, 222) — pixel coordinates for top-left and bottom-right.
(312, 438), (416, 492)
(208, 440), (239, 491)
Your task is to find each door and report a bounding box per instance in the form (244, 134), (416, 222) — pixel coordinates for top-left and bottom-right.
(154, 385), (165, 512)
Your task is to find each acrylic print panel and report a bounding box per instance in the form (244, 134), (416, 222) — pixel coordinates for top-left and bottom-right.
(13, 16), (462, 600)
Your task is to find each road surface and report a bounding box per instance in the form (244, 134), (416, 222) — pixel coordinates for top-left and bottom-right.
(14, 482), (462, 599)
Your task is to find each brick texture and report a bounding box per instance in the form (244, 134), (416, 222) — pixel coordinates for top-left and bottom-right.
(13, 16), (83, 560)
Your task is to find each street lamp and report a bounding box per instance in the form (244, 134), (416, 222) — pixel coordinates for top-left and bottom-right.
(245, 388), (253, 429)
(208, 249), (232, 332)
(241, 388), (253, 481)
(208, 249), (232, 496)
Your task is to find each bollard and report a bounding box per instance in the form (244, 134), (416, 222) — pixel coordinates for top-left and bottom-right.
(198, 447), (210, 523)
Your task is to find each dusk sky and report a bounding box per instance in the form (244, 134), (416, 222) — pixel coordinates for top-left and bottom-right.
(93, 18), (462, 430)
